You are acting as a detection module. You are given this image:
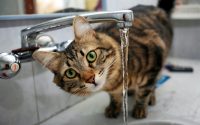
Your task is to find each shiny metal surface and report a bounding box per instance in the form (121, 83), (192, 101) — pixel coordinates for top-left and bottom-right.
(35, 34), (55, 47)
(0, 53), (21, 79)
(21, 10), (134, 48)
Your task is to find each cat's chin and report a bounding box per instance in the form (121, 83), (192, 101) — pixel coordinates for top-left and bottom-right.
(91, 83), (104, 92)
(85, 81), (105, 93)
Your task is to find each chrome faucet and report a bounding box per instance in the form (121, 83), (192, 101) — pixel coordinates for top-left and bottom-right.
(21, 10), (133, 48)
(0, 10), (133, 79)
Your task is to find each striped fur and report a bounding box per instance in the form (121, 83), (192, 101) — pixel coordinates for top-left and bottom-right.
(96, 5), (174, 118)
(33, 2), (174, 119)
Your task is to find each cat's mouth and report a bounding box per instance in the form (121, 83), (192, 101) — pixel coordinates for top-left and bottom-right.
(93, 82), (98, 87)
(84, 80), (102, 92)
(90, 82), (102, 92)
(83, 68), (109, 92)
(92, 69), (109, 92)
(88, 82), (98, 87)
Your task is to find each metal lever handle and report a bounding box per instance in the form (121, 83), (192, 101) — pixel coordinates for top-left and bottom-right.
(0, 53), (21, 79)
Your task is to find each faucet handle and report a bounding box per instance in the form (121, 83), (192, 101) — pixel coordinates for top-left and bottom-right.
(11, 46), (39, 63)
(0, 53), (21, 79)
(35, 34), (55, 47)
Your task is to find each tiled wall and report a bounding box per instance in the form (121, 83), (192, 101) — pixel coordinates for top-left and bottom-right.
(0, 16), (200, 125)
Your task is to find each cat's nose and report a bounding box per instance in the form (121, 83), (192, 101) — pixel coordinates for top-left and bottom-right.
(82, 71), (95, 84)
(86, 75), (95, 84)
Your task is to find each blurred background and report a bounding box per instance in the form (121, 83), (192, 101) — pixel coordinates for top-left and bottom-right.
(0, 0), (199, 15)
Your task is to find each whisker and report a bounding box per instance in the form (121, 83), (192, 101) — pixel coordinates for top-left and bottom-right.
(107, 57), (117, 69)
(99, 57), (117, 77)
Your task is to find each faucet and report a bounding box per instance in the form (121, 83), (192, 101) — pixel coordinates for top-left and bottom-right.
(0, 10), (133, 79)
(21, 10), (133, 48)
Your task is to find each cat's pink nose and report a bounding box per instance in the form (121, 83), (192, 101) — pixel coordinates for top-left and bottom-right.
(82, 71), (95, 84)
(86, 75), (95, 83)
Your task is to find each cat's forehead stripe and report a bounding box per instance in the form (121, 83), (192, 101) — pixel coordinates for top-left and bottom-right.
(66, 60), (71, 67)
(65, 43), (77, 58)
(80, 50), (84, 56)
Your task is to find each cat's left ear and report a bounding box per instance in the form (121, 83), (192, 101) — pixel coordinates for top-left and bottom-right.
(73, 16), (96, 40)
(32, 51), (62, 73)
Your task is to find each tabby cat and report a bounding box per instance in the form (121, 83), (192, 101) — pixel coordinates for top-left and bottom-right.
(33, 0), (175, 119)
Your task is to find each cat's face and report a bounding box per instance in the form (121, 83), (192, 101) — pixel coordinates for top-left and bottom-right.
(33, 16), (121, 95)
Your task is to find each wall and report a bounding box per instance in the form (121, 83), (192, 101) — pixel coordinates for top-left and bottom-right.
(103, 0), (158, 11)
(171, 20), (200, 59)
(0, 0), (24, 15)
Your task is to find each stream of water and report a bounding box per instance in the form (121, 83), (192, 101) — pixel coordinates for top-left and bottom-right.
(119, 28), (129, 125)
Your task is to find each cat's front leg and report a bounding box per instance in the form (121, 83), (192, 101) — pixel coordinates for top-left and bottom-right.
(132, 88), (155, 119)
(149, 90), (156, 106)
(105, 92), (122, 118)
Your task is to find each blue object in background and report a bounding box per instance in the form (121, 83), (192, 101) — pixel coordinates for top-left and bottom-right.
(156, 75), (170, 88)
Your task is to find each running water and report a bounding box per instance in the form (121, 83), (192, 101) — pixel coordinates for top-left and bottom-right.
(119, 28), (129, 125)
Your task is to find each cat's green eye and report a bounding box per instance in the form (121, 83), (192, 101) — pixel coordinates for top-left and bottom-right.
(65, 68), (76, 79)
(86, 51), (97, 63)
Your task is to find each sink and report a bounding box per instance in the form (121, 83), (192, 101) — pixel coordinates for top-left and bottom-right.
(40, 92), (200, 125)
(60, 115), (199, 125)
(65, 115), (199, 125)
(131, 121), (181, 125)
(130, 120), (199, 125)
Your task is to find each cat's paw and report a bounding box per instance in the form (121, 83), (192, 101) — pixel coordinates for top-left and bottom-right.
(132, 105), (147, 119)
(105, 105), (120, 118)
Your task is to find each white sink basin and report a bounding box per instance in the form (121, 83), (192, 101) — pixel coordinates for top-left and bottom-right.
(130, 119), (199, 125)
(63, 115), (199, 125)
(65, 115), (199, 125)
(131, 121), (181, 125)
(40, 92), (200, 125)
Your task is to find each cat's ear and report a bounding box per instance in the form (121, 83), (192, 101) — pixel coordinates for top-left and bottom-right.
(73, 16), (95, 40)
(32, 51), (61, 73)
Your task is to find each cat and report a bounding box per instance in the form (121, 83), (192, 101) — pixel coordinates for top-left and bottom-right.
(33, 0), (175, 119)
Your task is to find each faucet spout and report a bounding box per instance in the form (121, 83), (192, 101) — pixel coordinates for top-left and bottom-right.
(21, 10), (133, 48)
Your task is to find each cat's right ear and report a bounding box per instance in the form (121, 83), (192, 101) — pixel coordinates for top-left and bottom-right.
(73, 16), (95, 41)
(32, 51), (61, 73)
